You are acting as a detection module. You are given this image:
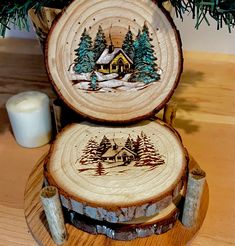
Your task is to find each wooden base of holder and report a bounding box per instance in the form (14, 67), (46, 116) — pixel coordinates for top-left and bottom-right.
(24, 154), (209, 246)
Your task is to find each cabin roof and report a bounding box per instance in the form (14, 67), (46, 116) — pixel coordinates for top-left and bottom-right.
(96, 48), (133, 65)
(102, 146), (136, 158)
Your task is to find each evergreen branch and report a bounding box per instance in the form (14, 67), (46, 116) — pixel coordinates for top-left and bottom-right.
(1, 0), (234, 37)
(0, 0), (71, 37)
(159, 0), (235, 31)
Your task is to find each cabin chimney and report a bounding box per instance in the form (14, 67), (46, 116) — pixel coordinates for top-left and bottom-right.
(109, 44), (114, 53)
(108, 33), (114, 53)
(113, 139), (118, 150)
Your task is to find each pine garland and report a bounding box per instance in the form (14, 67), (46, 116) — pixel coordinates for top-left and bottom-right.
(0, 0), (71, 37)
(159, 0), (235, 31)
(0, 0), (234, 37)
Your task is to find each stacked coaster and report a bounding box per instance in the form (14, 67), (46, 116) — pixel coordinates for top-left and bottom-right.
(44, 0), (186, 240)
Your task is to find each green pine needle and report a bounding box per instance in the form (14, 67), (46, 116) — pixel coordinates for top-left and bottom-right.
(0, 0), (71, 37)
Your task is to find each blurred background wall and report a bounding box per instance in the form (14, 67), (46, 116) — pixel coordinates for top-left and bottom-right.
(5, 15), (235, 54)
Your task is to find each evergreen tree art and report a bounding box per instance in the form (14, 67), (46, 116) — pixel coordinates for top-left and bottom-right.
(73, 28), (95, 74)
(132, 29), (141, 72)
(122, 26), (134, 60)
(80, 138), (100, 165)
(125, 136), (134, 152)
(93, 25), (107, 61)
(98, 135), (112, 155)
(95, 162), (106, 176)
(132, 24), (160, 84)
(90, 71), (98, 90)
(135, 132), (165, 167)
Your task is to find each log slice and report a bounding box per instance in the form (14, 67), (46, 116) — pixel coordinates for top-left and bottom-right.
(44, 120), (188, 222)
(46, 0), (183, 123)
(24, 153), (209, 245)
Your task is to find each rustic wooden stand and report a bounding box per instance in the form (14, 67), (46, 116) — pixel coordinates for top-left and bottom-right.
(24, 1), (208, 244)
(24, 154), (209, 246)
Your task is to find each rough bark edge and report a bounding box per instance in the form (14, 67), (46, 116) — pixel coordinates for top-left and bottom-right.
(44, 0), (183, 124)
(64, 206), (180, 241)
(24, 153), (209, 245)
(44, 172), (186, 223)
(43, 120), (188, 223)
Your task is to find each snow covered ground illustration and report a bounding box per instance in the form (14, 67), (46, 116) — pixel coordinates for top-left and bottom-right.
(77, 160), (164, 177)
(68, 23), (162, 93)
(69, 71), (161, 92)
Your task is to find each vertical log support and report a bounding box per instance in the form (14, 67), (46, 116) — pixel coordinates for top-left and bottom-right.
(182, 168), (206, 228)
(28, 7), (61, 49)
(52, 99), (63, 133)
(163, 102), (177, 126)
(40, 186), (67, 245)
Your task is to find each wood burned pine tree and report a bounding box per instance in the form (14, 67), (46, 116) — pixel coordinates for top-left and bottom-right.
(135, 132), (165, 167)
(95, 162), (106, 176)
(98, 135), (112, 155)
(90, 71), (98, 90)
(73, 28), (95, 74)
(80, 138), (100, 165)
(133, 134), (141, 156)
(122, 26), (134, 60)
(131, 24), (160, 84)
(125, 136), (135, 152)
(93, 25), (107, 61)
(132, 29), (141, 74)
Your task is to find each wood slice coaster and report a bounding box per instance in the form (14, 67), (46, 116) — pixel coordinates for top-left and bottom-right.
(44, 120), (187, 223)
(24, 153), (209, 245)
(46, 0), (182, 123)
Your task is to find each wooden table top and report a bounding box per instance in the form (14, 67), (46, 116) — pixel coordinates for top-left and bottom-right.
(0, 38), (235, 246)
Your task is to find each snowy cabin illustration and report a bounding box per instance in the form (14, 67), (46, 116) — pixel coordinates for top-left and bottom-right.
(101, 143), (136, 163)
(96, 45), (133, 75)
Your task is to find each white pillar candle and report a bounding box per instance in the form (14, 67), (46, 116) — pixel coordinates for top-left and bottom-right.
(6, 91), (52, 148)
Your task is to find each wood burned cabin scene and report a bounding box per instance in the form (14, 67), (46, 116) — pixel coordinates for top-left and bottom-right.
(101, 143), (136, 164)
(78, 133), (165, 176)
(70, 23), (161, 92)
(96, 46), (133, 75)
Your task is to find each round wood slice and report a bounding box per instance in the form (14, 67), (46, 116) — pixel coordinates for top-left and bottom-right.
(24, 153), (209, 245)
(46, 0), (183, 123)
(44, 120), (187, 223)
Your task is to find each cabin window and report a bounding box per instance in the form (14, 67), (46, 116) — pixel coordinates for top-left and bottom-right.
(103, 64), (109, 69)
(112, 64), (117, 69)
(125, 64), (129, 69)
(117, 156), (121, 160)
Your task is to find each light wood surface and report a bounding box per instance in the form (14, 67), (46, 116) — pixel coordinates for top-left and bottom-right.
(0, 38), (235, 245)
(46, 0), (182, 123)
(45, 120), (187, 222)
(24, 154), (208, 244)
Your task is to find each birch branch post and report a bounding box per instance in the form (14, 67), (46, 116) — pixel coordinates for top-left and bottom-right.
(182, 168), (206, 228)
(163, 102), (177, 126)
(40, 186), (67, 245)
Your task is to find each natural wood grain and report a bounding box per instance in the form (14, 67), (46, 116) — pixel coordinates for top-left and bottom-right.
(46, 0), (183, 123)
(0, 38), (235, 245)
(44, 120), (187, 222)
(24, 154), (208, 245)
